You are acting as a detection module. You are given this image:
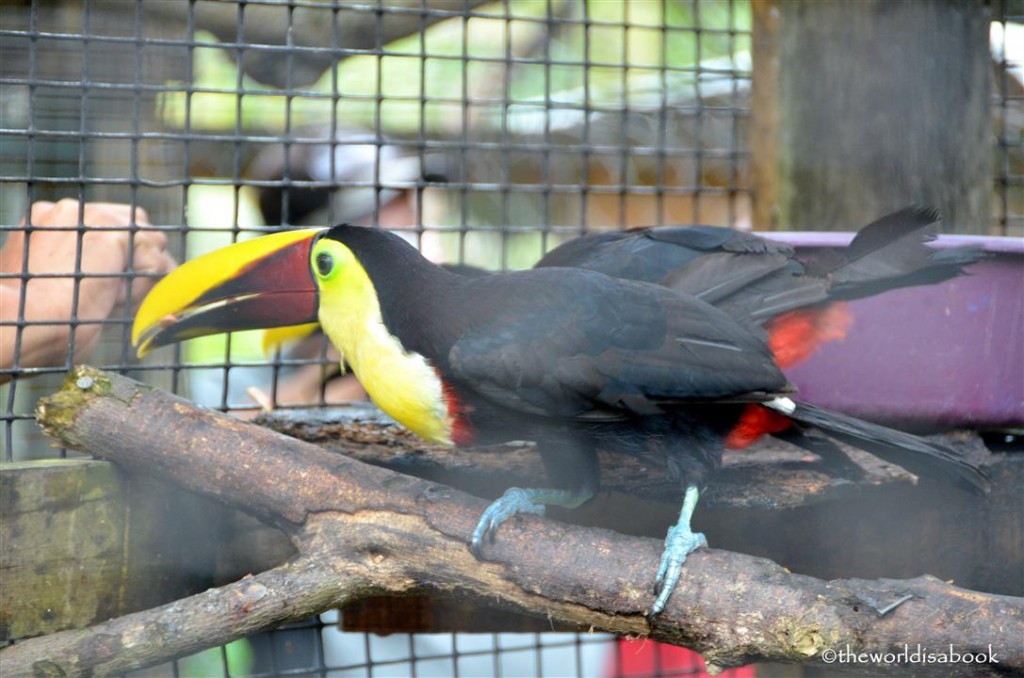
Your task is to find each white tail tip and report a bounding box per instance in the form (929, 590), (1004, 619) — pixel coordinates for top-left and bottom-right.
(766, 396), (797, 415)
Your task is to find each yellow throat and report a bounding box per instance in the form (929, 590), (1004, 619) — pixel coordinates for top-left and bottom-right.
(311, 238), (452, 445)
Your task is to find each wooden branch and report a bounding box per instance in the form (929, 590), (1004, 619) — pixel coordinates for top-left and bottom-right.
(2, 367), (1020, 677)
(253, 406), (943, 510)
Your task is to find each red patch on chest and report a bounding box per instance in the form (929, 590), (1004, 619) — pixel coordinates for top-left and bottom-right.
(437, 372), (476, 447)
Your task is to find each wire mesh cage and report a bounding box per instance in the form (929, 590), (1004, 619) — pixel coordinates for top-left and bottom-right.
(1, 1), (1021, 676)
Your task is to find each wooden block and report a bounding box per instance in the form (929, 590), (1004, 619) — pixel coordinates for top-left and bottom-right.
(0, 459), (282, 642)
(1, 460), (128, 641)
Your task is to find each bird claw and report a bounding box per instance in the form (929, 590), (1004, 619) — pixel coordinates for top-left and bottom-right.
(650, 524), (707, 617)
(470, 487), (546, 556)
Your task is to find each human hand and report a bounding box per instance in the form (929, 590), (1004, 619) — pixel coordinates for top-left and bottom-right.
(1, 199), (177, 374)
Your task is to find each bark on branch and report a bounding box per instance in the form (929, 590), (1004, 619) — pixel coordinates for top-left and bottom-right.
(1, 366), (1020, 677)
(252, 407), (954, 510)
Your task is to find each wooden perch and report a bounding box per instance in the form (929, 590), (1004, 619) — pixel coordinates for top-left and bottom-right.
(1, 367), (1021, 677)
(253, 406), (963, 510)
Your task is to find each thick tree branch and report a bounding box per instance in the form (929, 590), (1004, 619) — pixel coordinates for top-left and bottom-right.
(1, 367), (1019, 677)
(252, 407), (951, 510)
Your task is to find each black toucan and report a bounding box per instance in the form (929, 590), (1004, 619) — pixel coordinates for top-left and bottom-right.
(132, 210), (988, 617)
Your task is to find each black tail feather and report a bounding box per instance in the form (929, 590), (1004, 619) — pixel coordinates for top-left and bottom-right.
(780, 400), (990, 495)
(839, 206), (940, 264)
(771, 427), (868, 481)
(705, 207), (984, 326)
(929, 245), (987, 267)
(826, 206), (986, 302)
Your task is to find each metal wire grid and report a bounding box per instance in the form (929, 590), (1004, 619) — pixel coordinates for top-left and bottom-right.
(140, 615), (624, 678)
(0, 1), (747, 676)
(1, 0), (753, 450)
(993, 0), (1024, 238)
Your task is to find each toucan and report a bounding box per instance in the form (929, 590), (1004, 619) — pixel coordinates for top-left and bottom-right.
(132, 210), (988, 617)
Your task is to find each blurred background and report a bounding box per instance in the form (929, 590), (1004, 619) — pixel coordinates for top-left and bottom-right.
(1, 1), (1021, 676)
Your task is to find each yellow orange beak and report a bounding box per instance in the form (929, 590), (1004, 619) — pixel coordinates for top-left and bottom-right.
(132, 229), (323, 356)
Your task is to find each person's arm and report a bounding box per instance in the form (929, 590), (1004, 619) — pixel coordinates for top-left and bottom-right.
(0, 199), (176, 381)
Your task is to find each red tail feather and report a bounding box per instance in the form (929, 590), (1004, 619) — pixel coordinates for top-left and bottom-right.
(765, 302), (852, 368)
(725, 403), (792, 449)
(727, 303), (853, 448)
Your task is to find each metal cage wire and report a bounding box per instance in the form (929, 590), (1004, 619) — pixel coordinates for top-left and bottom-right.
(1, 0), (757, 451)
(0, 1), (1020, 676)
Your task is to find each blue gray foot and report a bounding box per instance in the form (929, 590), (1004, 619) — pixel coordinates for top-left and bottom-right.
(470, 487), (592, 556)
(650, 485), (707, 617)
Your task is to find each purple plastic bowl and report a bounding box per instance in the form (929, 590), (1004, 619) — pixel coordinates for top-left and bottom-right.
(761, 234), (1024, 431)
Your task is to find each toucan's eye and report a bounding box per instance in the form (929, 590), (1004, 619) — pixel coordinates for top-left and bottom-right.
(315, 252), (334, 277)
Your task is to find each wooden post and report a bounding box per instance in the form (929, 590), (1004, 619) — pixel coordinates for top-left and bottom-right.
(752, 0), (992, 234)
(0, 460), (252, 642)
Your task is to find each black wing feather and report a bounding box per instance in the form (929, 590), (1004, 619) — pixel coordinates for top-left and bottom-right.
(536, 225), (792, 286)
(448, 269), (787, 420)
